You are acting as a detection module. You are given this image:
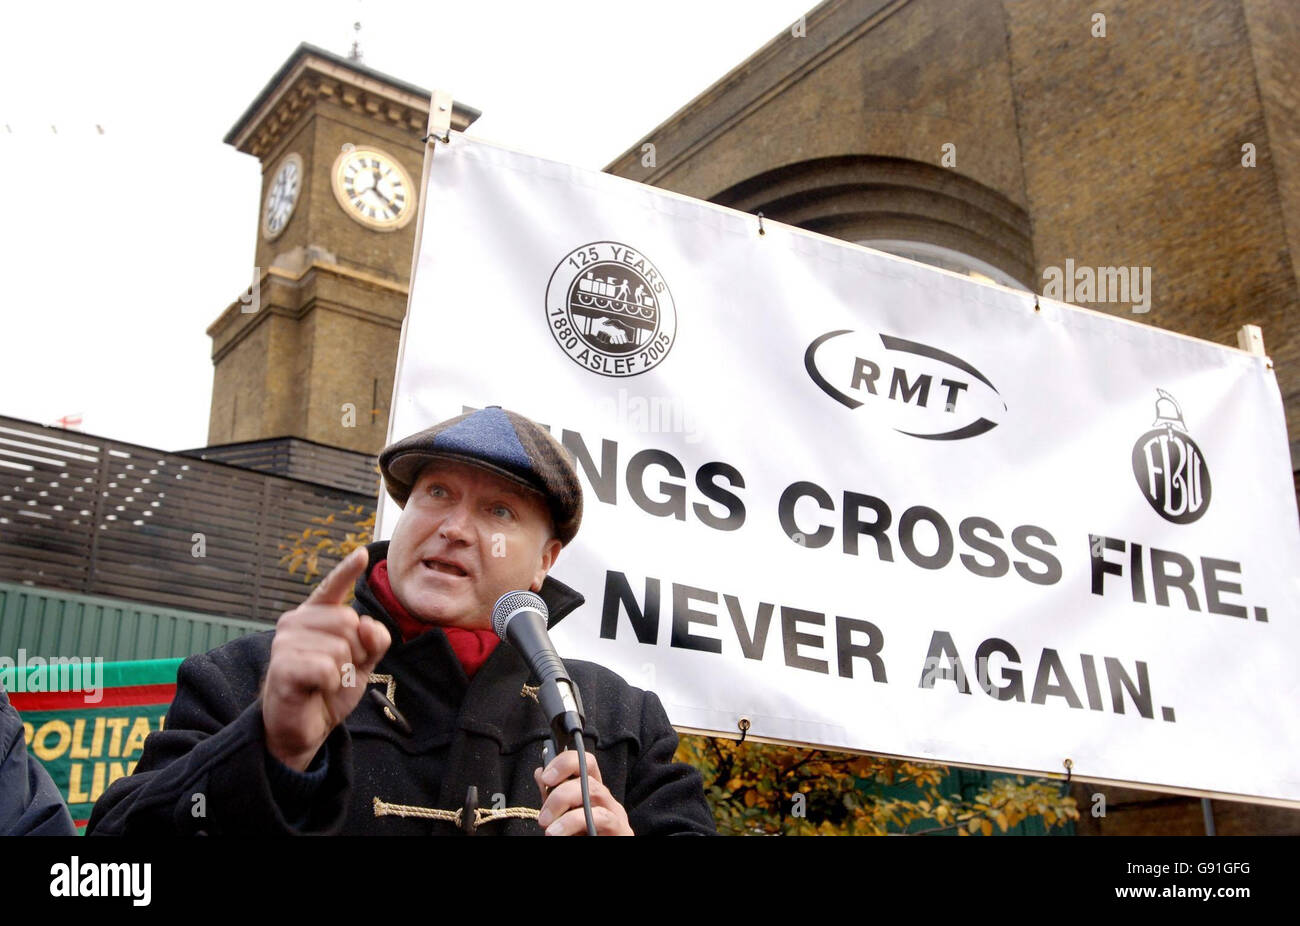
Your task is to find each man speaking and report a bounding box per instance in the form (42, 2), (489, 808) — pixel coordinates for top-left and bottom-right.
(87, 407), (716, 835)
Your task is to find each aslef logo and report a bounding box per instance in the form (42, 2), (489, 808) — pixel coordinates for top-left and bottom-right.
(545, 242), (677, 377)
(1131, 389), (1212, 524)
(803, 329), (1006, 440)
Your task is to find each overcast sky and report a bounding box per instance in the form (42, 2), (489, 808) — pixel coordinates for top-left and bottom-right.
(0, 0), (812, 452)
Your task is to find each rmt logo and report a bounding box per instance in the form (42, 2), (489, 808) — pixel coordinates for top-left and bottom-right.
(804, 329), (1006, 441)
(1131, 389), (1212, 524)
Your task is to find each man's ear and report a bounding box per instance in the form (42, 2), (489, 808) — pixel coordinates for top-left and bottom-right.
(530, 537), (563, 591)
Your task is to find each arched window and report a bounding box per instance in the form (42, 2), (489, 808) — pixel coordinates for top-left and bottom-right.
(711, 155), (1034, 291)
(855, 239), (1030, 291)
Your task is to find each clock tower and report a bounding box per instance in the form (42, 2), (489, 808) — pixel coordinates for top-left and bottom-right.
(205, 43), (478, 454)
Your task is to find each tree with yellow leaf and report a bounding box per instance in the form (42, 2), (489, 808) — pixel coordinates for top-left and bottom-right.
(278, 502), (375, 602)
(675, 734), (1079, 836)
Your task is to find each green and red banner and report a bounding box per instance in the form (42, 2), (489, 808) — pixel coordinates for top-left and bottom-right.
(9, 658), (181, 833)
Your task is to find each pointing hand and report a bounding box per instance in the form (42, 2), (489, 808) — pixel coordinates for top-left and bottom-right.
(262, 548), (391, 771)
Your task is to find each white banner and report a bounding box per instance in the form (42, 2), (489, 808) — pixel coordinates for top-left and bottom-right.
(380, 133), (1300, 804)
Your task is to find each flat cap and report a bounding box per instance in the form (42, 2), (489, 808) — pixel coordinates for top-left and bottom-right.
(379, 406), (583, 545)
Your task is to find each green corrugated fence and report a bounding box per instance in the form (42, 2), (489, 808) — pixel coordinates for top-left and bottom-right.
(0, 580), (267, 662)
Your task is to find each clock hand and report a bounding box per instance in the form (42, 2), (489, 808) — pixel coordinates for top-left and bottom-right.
(360, 177), (397, 211)
(374, 171), (399, 205)
(351, 167), (375, 195)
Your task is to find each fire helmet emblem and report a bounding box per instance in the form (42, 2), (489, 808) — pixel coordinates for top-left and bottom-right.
(1131, 389), (1212, 524)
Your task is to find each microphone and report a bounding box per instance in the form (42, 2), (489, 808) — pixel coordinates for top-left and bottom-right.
(492, 590), (585, 750)
(493, 589), (599, 835)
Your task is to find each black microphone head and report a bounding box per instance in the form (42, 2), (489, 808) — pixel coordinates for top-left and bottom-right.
(492, 590), (548, 641)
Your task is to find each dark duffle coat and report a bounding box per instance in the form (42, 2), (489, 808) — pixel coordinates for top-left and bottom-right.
(86, 540), (716, 835)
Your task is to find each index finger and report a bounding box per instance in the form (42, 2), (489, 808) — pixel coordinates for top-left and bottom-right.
(304, 546), (369, 607)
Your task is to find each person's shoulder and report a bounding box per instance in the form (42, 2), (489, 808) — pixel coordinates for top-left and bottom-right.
(562, 657), (644, 697)
(560, 658), (671, 744)
(197, 627), (274, 664)
(175, 628), (275, 690)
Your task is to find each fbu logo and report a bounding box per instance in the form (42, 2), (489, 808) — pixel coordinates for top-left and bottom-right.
(1131, 389), (1212, 524)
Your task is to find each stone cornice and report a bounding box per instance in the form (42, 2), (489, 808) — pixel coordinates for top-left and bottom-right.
(207, 260), (409, 361)
(225, 42), (481, 160)
(603, 0), (912, 186)
(268, 259), (408, 294)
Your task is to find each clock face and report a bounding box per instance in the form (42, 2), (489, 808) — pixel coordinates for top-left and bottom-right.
(262, 153), (302, 239)
(330, 146), (415, 231)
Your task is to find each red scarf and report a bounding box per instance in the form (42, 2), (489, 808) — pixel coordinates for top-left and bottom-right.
(369, 558), (500, 679)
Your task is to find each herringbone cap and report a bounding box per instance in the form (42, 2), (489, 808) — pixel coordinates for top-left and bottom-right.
(379, 406), (583, 545)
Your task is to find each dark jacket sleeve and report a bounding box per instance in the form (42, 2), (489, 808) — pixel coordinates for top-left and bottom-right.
(623, 690), (717, 835)
(0, 685), (77, 836)
(86, 639), (352, 836)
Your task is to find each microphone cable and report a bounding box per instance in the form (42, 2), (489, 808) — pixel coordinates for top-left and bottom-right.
(572, 730), (597, 836)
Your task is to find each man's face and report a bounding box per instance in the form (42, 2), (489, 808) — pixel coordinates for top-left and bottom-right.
(386, 458), (563, 631)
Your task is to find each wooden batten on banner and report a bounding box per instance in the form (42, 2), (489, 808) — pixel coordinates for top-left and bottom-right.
(1236, 323), (1267, 359)
(376, 90), (457, 539)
